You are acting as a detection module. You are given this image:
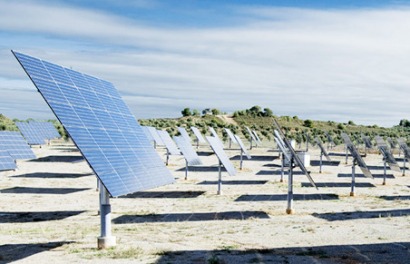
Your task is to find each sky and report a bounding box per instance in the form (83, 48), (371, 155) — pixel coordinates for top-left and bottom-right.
(1, 0), (410, 127)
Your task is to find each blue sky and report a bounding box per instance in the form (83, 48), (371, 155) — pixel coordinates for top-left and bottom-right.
(1, 0), (410, 127)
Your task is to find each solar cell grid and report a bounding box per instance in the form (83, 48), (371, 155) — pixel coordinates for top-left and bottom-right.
(157, 130), (180, 155)
(13, 51), (174, 197)
(206, 136), (236, 176)
(147, 126), (164, 146)
(15, 122), (45, 145)
(0, 131), (36, 160)
(0, 150), (16, 171)
(173, 136), (202, 166)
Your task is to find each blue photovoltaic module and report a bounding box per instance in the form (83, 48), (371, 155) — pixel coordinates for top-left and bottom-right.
(0, 150), (16, 171)
(13, 51), (175, 197)
(15, 122), (46, 145)
(0, 131), (36, 160)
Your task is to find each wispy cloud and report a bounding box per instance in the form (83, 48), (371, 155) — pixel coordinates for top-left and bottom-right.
(0, 1), (409, 126)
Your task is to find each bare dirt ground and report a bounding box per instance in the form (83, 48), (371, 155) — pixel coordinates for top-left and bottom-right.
(0, 139), (409, 263)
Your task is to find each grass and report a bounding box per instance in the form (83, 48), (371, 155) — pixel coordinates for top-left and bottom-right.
(69, 246), (145, 260)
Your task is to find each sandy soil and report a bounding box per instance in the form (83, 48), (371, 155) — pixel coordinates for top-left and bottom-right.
(0, 139), (409, 263)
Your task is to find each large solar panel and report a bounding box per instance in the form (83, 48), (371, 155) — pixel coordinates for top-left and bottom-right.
(375, 136), (400, 172)
(30, 121), (60, 139)
(13, 51), (174, 197)
(206, 136), (236, 176)
(234, 135), (251, 159)
(341, 133), (373, 178)
(177, 127), (191, 143)
(173, 136), (202, 166)
(273, 119), (317, 188)
(15, 122), (46, 145)
(224, 128), (238, 145)
(314, 137), (331, 162)
(0, 131), (36, 160)
(157, 130), (180, 155)
(191, 126), (206, 143)
(0, 150), (16, 171)
(209, 127), (224, 148)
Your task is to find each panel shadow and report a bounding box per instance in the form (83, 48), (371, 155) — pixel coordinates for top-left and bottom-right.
(155, 242), (410, 264)
(379, 195), (410, 201)
(119, 191), (205, 199)
(0, 211), (85, 223)
(29, 155), (84, 163)
(197, 180), (268, 185)
(337, 173), (395, 179)
(113, 210), (270, 224)
(12, 172), (93, 179)
(176, 166), (226, 173)
(310, 160), (341, 166)
(0, 187), (90, 194)
(0, 242), (72, 263)
(230, 155), (277, 161)
(256, 170), (305, 176)
(197, 151), (214, 156)
(312, 208), (410, 221)
(235, 193), (339, 202)
(301, 182), (376, 188)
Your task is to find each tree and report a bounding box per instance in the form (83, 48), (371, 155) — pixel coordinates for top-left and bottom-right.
(192, 109), (200, 116)
(348, 120), (355, 126)
(303, 119), (313, 128)
(211, 108), (221, 115)
(399, 119), (410, 127)
(263, 108), (273, 117)
(181, 107), (192, 117)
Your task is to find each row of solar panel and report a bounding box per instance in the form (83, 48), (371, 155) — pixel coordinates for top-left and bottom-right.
(0, 131), (36, 171)
(15, 121), (60, 145)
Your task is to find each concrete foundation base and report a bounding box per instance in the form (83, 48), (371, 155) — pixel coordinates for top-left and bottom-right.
(98, 236), (116, 249)
(286, 208), (294, 214)
(350, 192), (355, 197)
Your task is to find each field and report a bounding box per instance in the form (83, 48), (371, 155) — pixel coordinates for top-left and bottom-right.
(0, 139), (409, 263)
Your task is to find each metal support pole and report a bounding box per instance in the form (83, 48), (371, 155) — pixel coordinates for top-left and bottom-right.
(250, 137), (253, 150)
(229, 139), (232, 149)
(97, 185), (116, 249)
(217, 160), (222, 195)
(166, 151), (169, 166)
(196, 139), (199, 149)
(319, 151), (323, 173)
(185, 159), (188, 180)
(96, 178), (100, 192)
(403, 158), (406, 176)
(154, 141), (156, 149)
(306, 140), (309, 152)
(350, 159), (356, 197)
(280, 153), (284, 182)
(345, 148), (349, 164)
(240, 149), (243, 170)
(383, 160), (387, 185)
(286, 157), (294, 214)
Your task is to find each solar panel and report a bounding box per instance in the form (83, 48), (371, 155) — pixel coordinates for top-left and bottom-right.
(146, 126), (164, 146)
(173, 136), (202, 166)
(274, 135), (291, 161)
(387, 137), (396, 149)
(15, 122), (46, 145)
(224, 128), (237, 145)
(191, 126), (206, 143)
(209, 127), (224, 148)
(30, 121), (60, 139)
(13, 51), (174, 197)
(206, 136), (236, 176)
(234, 135), (251, 160)
(157, 130), (180, 155)
(341, 133), (373, 178)
(273, 119), (317, 188)
(314, 137), (331, 162)
(326, 132), (335, 147)
(362, 135), (373, 149)
(0, 131), (36, 160)
(141, 126), (154, 142)
(0, 150), (16, 172)
(252, 130), (262, 144)
(245, 126), (258, 145)
(375, 136), (400, 172)
(397, 138), (410, 158)
(177, 127), (191, 143)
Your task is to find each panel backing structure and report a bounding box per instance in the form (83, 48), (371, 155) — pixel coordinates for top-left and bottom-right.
(15, 122), (45, 145)
(341, 133), (373, 179)
(0, 131), (36, 160)
(206, 136), (236, 176)
(13, 51), (174, 198)
(0, 150), (16, 171)
(375, 136), (400, 173)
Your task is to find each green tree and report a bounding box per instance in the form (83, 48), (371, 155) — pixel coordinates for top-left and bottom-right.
(303, 119), (313, 128)
(211, 108), (221, 115)
(263, 107), (273, 117)
(192, 109), (200, 116)
(181, 108), (192, 117)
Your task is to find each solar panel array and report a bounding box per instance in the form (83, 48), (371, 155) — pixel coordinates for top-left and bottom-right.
(157, 130), (180, 155)
(397, 138), (410, 159)
(141, 126), (154, 142)
(30, 121), (60, 139)
(173, 136), (202, 166)
(191, 126), (206, 143)
(341, 133), (373, 178)
(209, 127), (224, 148)
(245, 126), (258, 144)
(15, 122), (45, 145)
(0, 150), (16, 171)
(206, 136), (236, 176)
(177, 127), (191, 143)
(314, 137), (331, 162)
(362, 135), (373, 148)
(224, 128), (237, 145)
(0, 131), (36, 159)
(375, 136), (400, 172)
(252, 130), (262, 144)
(13, 51), (175, 197)
(234, 135), (251, 159)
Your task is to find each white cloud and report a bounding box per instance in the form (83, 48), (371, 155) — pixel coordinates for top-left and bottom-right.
(0, 1), (409, 126)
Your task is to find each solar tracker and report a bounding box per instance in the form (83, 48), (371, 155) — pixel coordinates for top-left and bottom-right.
(375, 136), (400, 173)
(341, 133), (373, 179)
(387, 137), (396, 149)
(234, 135), (251, 170)
(274, 134), (290, 183)
(30, 121), (60, 140)
(147, 126), (164, 147)
(362, 135), (373, 149)
(141, 126), (154, 142)
(326, 132), (335, 149)
(157, 130), (180, 156)
(15, 122), (45, 145)
(245, 126), (258, 149)
(397, 138), (410, 158)
(0, 150), (16, 171)
(191, 126), (206, 143)
(224, 128), (237, 148)
(274, 131), (290, 161)
(314, 137), (331, 174)
(304, 131), (310, 151)
(209, 127), (224, 148)
(177, 127), (192, 144)
(252, 130), (262, 145)
(13, 51), (174, 197)
(174, 136), (202, 179)
(0, 131), (36, 160)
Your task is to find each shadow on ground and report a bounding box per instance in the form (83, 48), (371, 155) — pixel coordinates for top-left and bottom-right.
(12, 172), (93, 179)
(0, 241), (72, 263)
(312, 208), (410, 221)
(230, 155), (277, 161)
(256, 170), (305, 175)
(177, 166), (226, 172)
(197, 180), (268, 185)
(379, 195), (410, 201)
(119, 191), (205, 199)
(310, 160), (341, 166)
(337, 173), (395, 179)
(113, 210), (269, 224)
(0, 211), (85, 223)
(301, 182), (376, 188)
(29, 155), (84, 163)
(0, 187), (90, 194)
(155, 242), (410, 264)
(235, 193), (339, 202)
